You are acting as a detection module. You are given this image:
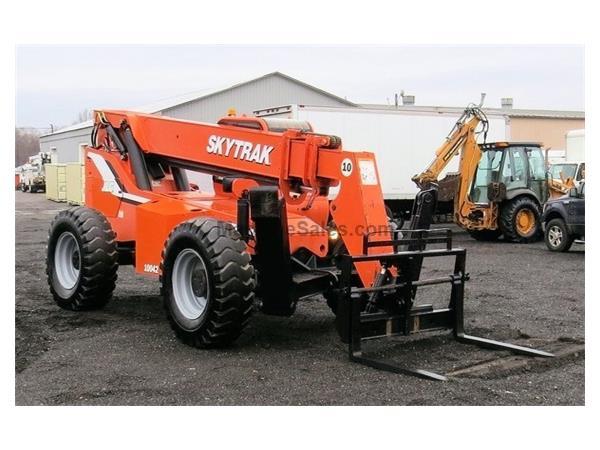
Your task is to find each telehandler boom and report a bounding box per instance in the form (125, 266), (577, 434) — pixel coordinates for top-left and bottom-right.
(46, 108), (552, 380)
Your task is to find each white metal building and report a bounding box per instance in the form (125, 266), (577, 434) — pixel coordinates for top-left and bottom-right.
(39, 72), (354, 163)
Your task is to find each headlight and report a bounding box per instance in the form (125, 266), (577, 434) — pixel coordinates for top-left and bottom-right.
(328, 228), (339, 241)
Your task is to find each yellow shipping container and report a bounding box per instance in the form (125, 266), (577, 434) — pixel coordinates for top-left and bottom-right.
(45, 164), (67, 202)
(66, 163), (85, 205)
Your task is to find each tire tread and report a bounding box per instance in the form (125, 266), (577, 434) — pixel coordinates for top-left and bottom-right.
(500, 196), (542, 243)
(46, 207), (118, 310)
(160, 218), (255, 348)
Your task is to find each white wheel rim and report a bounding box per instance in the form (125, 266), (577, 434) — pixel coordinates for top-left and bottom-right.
(172, 249), (210, 320)
(54, 232), (81, 290)
(548, 225), (563, 247)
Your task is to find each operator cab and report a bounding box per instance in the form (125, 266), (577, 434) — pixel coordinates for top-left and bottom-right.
(469, 142), (547, 204)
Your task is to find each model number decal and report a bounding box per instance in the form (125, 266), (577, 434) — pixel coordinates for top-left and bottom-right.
(143, 264), (159, 274)
(206, 135), (274, 166)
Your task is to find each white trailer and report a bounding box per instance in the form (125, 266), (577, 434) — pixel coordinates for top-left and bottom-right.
(548, 129), (585, 188)
(566, 129), (585, 162)
(254, 104), (509, 217)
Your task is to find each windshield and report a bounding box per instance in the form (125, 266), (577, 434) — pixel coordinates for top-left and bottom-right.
(470, 150), (502, 203)
(550, 163), (577, 180)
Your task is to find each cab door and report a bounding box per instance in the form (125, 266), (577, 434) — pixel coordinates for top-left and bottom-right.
(501, 146), (525, 190)
(525, 146), (548, 202)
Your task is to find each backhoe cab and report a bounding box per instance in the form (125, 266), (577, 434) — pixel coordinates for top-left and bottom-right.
(45, 108), (552, 380)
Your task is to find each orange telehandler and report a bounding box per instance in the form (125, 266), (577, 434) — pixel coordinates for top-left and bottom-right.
(413, 99), (549, 242)
(46, 109), (551, 380)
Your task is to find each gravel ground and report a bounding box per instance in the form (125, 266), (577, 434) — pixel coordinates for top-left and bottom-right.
(15, 192), (585, 405)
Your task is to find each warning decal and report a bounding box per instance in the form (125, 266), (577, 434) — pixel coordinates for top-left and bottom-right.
(358, 159), (378, 185)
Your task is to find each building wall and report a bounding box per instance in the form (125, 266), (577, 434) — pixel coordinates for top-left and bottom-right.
(509, 117), (585, 151)
(162, 75), (351, 123)
(39, 126), (93, 163)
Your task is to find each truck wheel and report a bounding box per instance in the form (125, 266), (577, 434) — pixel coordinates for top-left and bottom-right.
(161, 218), (255, 348)
(500, 197), (542, 243)
(46, 207), (118, 310)
(21, 184), (28, 192)
(545, 218), (574, 252)
(468, 229), (502, 241)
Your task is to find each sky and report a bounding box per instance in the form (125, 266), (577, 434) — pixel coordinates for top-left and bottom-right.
(15, 45), (584, 129)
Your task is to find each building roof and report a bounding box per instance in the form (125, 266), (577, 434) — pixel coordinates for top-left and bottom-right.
(150, 72), (355, 112)
(41, 72), (354, 138)
(41, 120), (94, 137)
(359, 103), (585, 119)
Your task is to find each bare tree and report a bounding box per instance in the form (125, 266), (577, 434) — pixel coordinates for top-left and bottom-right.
(15, 128), (41, 166)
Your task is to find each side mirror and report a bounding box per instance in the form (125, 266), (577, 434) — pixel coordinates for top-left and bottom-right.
(568, 187), (578, 198)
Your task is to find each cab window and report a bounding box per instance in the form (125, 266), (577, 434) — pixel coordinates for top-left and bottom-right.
(576, 163), (585, 181)
(470, 150), (502, 203)
(526, 147), (546, 180)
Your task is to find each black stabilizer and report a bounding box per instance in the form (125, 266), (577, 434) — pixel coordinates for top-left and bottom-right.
(249, 186), (296, 316)
(171, 166), (190, 191)
(408, 186), (438, 234)
(406, 186), (439, 283)
(120, 124), (152, 191)
(237, 195), (250, 241)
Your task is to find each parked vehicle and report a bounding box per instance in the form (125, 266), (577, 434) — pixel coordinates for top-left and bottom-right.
(549, 161), (585, 184)
(542, 182), (585, 252)
(547, 129), (585, 199)
(17, 152), (51, 193)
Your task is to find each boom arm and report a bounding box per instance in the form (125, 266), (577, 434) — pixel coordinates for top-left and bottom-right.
(412, 107), (487, 189)
(91, 109), (391, 287)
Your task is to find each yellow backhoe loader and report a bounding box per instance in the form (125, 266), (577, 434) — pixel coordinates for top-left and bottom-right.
(412, 97), (548, 242)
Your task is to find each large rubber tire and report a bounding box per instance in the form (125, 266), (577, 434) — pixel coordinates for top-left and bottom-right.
(468, 229), (502, 241)
(161, 218), (255, 348)
(544, 218), (574, 252)
(500, 197), (542, 243)
(46, 207), (118, 310)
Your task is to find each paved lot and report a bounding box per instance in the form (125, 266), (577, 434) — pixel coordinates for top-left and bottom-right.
(15, 191), (584, 405)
